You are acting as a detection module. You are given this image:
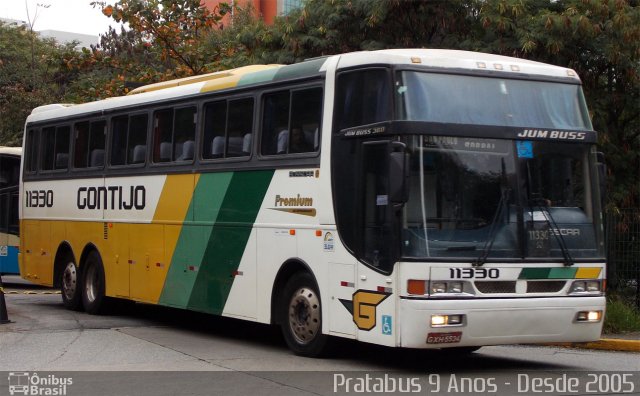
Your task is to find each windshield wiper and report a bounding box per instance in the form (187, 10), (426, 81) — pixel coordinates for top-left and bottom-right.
(473, 188), (510, 267)
(530, 196), (574, 266)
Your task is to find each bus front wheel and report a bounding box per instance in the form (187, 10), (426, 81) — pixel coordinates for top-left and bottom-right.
(280, 272), (328, 357)
(60, 254), (82, 311)
(81, 250), (109, 315)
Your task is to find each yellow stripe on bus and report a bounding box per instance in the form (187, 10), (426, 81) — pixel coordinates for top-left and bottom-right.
(575, 267), (601, 279)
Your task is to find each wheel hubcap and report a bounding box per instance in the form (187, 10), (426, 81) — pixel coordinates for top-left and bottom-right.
(62, 262), (77, 300)
(288, 287), (320, 345)
(85, 264), (97, 303)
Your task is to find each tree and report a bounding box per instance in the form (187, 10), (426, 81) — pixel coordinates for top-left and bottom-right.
(94, 0), (225, 76)
(478, 0), (640, 210)
(0, 21), (67, 145)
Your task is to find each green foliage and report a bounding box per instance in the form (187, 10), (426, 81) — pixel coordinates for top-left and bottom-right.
(0, 21), (66, 145)
(94, 0), (223, 75)
(604, 294), (640, 334)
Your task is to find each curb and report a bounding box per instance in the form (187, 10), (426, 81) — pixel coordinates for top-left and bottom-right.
(545, 338), (640, 353)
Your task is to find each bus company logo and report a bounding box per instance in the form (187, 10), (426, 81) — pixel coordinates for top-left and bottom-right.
(270, 194), (316, 217)
(8, 372), (73, 395)
(517, 129), (586, 140)
(340, 290), (390, 331)
(76, 185), (146, 210)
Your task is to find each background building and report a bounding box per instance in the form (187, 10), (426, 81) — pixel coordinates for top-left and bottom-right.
(204, 0), (302, 26)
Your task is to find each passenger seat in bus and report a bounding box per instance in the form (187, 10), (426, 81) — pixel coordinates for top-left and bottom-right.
(242, 133), (251, 155)
(176, 140), (194, 161)
(132, 145), (146, 164)
(159, 142), (172, 162)
(211, 136), (224, 158)
(55, 153), (69, 169)
(90, 149), (105, 167)
(277, 130), (288, 154)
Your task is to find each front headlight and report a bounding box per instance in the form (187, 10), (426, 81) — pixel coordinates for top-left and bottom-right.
(570, 280), (601, 294)
(431, 282), (447, 294)
(448, 282), (463, 293)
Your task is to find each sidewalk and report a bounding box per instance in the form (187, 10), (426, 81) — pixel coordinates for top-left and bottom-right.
(547, 332), (640, 353)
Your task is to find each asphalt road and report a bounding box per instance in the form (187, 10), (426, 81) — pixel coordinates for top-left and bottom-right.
(1, 276), (638, 396)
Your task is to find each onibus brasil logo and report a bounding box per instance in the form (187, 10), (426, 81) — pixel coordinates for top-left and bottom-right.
(8, 372), (73, 395)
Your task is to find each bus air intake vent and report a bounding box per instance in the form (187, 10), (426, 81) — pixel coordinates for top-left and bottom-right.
(474, 281), (516, 294)
(526, 281), (566, 293)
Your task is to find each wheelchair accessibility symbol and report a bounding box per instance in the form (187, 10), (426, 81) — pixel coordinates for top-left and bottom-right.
(382, 315), (392, 335)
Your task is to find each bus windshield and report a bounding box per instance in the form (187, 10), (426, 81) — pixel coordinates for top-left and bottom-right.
(396, 71), (593, 130)
(401, 136), (605, 260)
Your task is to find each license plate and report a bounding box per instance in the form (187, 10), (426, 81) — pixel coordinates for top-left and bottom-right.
(426, 331), (462, 344)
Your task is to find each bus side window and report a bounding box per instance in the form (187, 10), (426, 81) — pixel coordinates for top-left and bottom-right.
(203, 101), (227, 159)
(110, 116), (129, 166)
(261, 88), (321, 156)
(127, 114), (148, 165)
(261, 91), (289, 156)
(89, 121), (106, 167)
(41, 126), (70, 171)
(153, 107), (196, 163)
(25, 129), (39, 173)
(336, 69), (391, 131)
(290, 88), (322, 153)
(227, 98), (253, 158)
(76, 120), (106, 168)
(74, 121), (90, 168)
(0, 156), (18, 189)
(173, 107), (196, 162)
(202, 99), (253, 160)
(153, 110), (173, 163)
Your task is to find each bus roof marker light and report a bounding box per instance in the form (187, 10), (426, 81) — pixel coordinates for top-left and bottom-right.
(289, 229), (296, 236)
(476, 62), (486, 69)
(494, 63), (504, 70)
(510, 65), (520, 72)
(411, 57), (422, 64)
(315, 230), (322, 237)
(567, 70), (576, 77)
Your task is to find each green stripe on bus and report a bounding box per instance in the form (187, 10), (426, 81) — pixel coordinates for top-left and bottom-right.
(159, 172), (233, 308)
(518, 267), (578, 279)
(237, 68), (280, 87)
(187, 170), (274, 314)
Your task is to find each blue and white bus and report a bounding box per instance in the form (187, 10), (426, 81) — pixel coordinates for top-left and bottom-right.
(0, 147), (21, 275)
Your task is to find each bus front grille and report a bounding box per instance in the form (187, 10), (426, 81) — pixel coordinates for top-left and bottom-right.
(474, 281), (516, 294)
(526, 281), (566, 293)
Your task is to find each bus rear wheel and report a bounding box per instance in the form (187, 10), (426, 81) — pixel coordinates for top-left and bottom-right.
(81, 250), (109, 315)
(280, 272), (328, 357)
(60, 255), (82, 311)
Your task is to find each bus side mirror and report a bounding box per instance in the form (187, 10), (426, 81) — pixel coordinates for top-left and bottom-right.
(596, 152), (607, 206)
(389, 142), (410, 205)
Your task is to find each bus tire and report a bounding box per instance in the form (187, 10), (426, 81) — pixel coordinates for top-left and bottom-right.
(280, 272), (328, 357)
(60, 254), (82, 311)
(81, 250), (109, 315)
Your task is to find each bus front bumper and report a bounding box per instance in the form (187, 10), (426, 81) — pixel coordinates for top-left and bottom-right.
(398, 296), (605, 348)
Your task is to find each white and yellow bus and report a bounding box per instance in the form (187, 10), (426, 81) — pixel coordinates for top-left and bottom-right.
(20, 49), (606, 356)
